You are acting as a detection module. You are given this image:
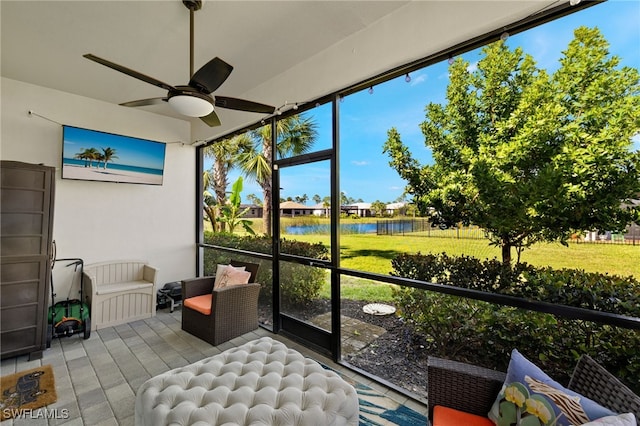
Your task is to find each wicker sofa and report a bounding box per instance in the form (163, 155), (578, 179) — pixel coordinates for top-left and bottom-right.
(427, 355), (640, 425)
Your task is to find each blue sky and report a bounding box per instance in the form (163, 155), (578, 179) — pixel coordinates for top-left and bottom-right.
(63, 126), (166, 170)
(211, 0), (640, 205)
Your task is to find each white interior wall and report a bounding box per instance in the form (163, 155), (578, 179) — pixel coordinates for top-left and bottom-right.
(1, 77), (195, 286)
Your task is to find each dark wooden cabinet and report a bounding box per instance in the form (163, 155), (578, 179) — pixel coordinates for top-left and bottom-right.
(1, 161), (55, 360)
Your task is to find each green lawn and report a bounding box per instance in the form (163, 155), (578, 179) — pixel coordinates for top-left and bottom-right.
(205, 217), (638, 302)
(291, 231), (639, 302)
(336, 275), (397, 302)
(285, 232), (639, 278)
(207, 216), (639, 277)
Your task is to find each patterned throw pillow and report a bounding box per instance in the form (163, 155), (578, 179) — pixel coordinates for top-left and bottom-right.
(213, 264), (246, 289)
(488, 349), (615, 426)
(219, 268), (251, 288)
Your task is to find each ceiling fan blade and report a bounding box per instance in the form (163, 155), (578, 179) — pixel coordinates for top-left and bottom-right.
(84, 54), (176, 92)
(189, 57), (233, 94)
(119, 97), (167, 107)
(215, 96), (275, 114)
(200, 110), (221, 127)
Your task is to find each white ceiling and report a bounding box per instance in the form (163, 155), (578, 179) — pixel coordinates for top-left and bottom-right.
(1, 0), (567, 138)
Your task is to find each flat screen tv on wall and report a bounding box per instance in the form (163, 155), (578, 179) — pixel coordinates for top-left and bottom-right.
(62, 125), (166, 185)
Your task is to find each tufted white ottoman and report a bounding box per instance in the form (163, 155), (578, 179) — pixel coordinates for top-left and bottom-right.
(134, 337), (359, 425)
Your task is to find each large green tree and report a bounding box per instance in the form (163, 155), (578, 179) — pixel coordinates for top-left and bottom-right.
(238, 114), (318, 235)
(384, 27), (640, 264)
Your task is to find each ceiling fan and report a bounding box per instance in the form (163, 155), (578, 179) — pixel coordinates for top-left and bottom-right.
(83, 0), (275, 127)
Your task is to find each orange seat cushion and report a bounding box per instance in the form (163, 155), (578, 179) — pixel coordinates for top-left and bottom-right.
(433, 405), (494, 426)
(183, 294), (213, 315)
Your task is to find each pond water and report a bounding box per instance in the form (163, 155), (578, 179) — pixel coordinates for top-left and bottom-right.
(285, 219), (430, 235)
(285, 223), (377, 235)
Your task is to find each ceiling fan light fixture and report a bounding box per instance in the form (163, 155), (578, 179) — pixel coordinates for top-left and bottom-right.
(168, 94), (213, 117)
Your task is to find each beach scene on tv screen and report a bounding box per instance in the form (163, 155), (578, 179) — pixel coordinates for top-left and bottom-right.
(62, 126), (166, 185)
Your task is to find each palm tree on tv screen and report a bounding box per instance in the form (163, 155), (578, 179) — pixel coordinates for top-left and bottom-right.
(74, 147), (101, 168)
(101, 147), (118, 169)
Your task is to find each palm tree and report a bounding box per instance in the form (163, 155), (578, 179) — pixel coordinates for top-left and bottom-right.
(96, 152), (105, 168)
(322, 196), (331, 218)
(101, 147), (118, 169)
(75, 148), (100, 168)
(203, 135), (252, 232)
(246, 193), (262, 206)
(371, 200), (387, 217)
(237, 114), (318, 236)
(74, 151), (88, 167)
(294, 194), (309, 205)
(203, 169), (218, 231)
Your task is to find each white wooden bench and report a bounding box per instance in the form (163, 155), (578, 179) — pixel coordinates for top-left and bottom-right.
(83, 260), (158, 331)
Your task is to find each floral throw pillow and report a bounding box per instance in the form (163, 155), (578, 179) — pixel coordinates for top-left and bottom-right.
(488, 349), (615, 426)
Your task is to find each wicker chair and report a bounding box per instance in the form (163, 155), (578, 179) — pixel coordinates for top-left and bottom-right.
(181, 261), (260, 346)
(427, 355), (640, 425)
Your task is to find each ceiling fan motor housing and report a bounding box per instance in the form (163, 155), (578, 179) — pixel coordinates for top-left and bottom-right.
(170, 86), (213, 101)
(182, 1), (202, 12)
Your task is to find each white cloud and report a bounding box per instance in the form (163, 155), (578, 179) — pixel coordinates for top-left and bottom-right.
(410, 73), (427, 86)
(351, 160), (369, 166)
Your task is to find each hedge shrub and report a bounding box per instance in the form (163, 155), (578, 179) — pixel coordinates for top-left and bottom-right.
(204, 232), (328, 305)
(390, 252), (640, 392)
(391, 252), (640, 316)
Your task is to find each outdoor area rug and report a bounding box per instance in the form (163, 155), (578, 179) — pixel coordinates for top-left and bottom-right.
(0, 365), (57, 421)
(322, 364), (427, 426)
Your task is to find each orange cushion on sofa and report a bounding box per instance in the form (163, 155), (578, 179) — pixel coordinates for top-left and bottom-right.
(183, 294), (213, 315)
(433, 405), (494, 426)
